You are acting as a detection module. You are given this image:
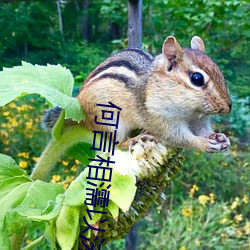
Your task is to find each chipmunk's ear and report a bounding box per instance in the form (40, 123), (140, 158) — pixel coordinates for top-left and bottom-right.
(162, 36), (184, 63)
(191, 36), (205, 52)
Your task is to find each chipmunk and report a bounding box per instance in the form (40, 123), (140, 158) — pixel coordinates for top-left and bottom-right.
(44, 36), (232, 153)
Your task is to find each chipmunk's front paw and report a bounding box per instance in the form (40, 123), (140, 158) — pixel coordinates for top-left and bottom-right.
(129, 134), (156, 152)
(206, 133), (230, 152)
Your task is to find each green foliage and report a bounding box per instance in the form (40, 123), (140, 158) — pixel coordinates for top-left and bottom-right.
(142, 0), (250, 99)
(214, 97), (250, 139)
(138, 197), (249, 249)
(0, 62), (84, 121)
(0, 154), (64, 249)
(0, 151), (138, 248)
(176, 147), (250, 203)
(66, 142), (96, 165)
(61, 42), (110, 86)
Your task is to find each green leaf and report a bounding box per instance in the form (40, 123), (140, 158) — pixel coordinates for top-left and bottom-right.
(0, 176), (32, 201)
(0, 182), (33, 214)
(66, 142), (96, 165)
(0, 181), (64, 237)
(0, 231), (10, 250)
(0, 183), (33, 246)
(21, 235), (45, 250)
(3, 210), (31, 238)
(109, 169), (136, 212)
(0, 62), (84, 121)
(0, 154), (65, 242)
(106, 200), (119, 219)
(64, 168), (94, 207)
(80, 205), (103, 226)
(45, 220), (56, 249)
(0, 154), (30, 181)
(26, 202), (62, 222)
(20, 181), (64, 212)
(56, 205), (80, 250)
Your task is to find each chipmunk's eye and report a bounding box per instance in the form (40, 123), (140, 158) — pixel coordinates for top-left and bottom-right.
(190, 72), (204, 87)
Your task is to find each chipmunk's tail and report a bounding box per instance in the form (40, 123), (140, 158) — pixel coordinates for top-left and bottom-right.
(41, 106), (62, 130)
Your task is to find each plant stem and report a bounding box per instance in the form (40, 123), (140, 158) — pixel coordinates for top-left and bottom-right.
(10, 230), (25, 250)
(30, 125), (94, 181)
(12, 126), (94, 249)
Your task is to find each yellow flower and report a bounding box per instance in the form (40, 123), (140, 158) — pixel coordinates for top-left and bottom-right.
(3, 111), (9, 116)
(221, 162), (228, 167)
(70, 165), (77, 172)
(9, 102), (16, 108)
(179, 247), (186, 250)
(198, 195), (210, 206)
(4, 147), (10, 152)
(32, 157), (39, 162)
(231, 198), (240, 209)
(18, 152), (30, 159)
(51, 175), (61, 183)
(235, 157), (242, 163)
(75, 159), (81, 165)
(27, 134), (33, 139)
(26, 121), (33, 129)
(62, 160), (69, 166)
(19, 161), (28, 169)
(231, 201), (238, 209)
(182, 207), (192, 217)
(66, 176), (75, 182)
(209, 193), (215, 204)
(189, 184), (199, 197)
(220, 217), (228, 224)
(221, 232), (227, 238)
(3, 138), (9, 145)
(244, 221), (250, 234)
(0, 130), (8, 138)
(234, 214), (243, 224)
(63, 182), (69, 189)
(11, 119), (18, 127)
(232, 150), (237, 156)
(194, 238), (201, 247)
(236, 229), (243, 237)
(17, 105), (31, 112)
(243, 195), (248, 204)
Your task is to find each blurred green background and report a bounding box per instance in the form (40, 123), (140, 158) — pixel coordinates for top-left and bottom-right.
(0, 0), (249, 249)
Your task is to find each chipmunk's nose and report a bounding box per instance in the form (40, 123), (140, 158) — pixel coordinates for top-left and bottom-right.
(219, 101), (232, 114)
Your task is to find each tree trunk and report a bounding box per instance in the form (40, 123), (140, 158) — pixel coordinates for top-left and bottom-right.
(128, 0), (142, 48)
(56, 0), (63, 36)
(82, 0), (89, 41)
(125, 223), (137, 250)
(126, 2), (142, 245)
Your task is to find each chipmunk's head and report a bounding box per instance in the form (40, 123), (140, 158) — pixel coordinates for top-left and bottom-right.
(157, 36), (232, 115)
